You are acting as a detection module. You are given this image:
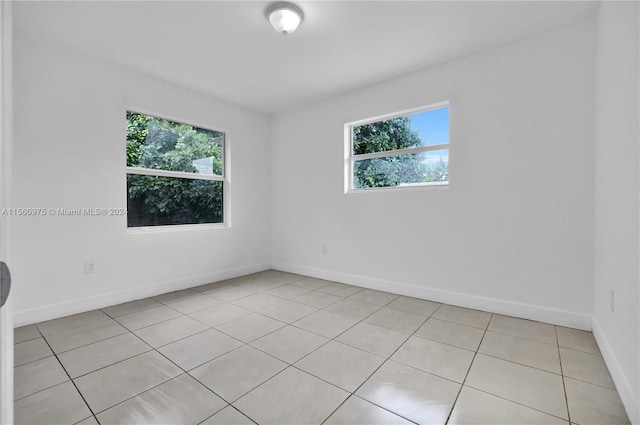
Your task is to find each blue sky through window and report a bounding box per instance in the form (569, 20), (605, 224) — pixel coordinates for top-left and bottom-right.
(409, 106), (449, 165)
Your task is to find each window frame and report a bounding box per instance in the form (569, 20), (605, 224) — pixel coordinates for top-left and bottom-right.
(344, 101), (450, 193)
(125, 108), (229, 231)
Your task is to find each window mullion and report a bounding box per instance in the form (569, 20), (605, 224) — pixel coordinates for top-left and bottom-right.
(352, 143), (449, 161)
(126, 167), (224, 181)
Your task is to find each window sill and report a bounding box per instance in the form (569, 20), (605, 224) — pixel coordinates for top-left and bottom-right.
(346, 181), (449, 194)
(127, 223), (229, 234)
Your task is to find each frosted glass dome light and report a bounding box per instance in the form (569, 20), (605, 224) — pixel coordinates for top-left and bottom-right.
(265, 2), (304, 34)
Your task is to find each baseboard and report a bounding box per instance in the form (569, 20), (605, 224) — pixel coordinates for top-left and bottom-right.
(13, 262), (271, 327)
(18, 260), (592, 330)
(272, 262), (593, 330)
(592, 318), (640, 425)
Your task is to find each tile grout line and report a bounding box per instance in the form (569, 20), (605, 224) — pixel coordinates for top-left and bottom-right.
(51, 300), (231, 420)
(34, 312), (113, 338)
(449, 315), (572, 423)
(32, 326), (101, 425)
(286, 292), (401, 366)
(197, 405), (257, 425)
(555, 375), (620, 391)
(427, 315), (491, 331)
(460, 383), (572, 422)
(208, 317), (288, 346)
(257, 302), (321, 324)
(143, 292), (334, 421)
(214, 294), (381, 417)
(149, 276), (324, 320)
(368, 313), (587, 379)
(45, 328), (131, 357)
(89, 326), (230, 421)
(472, 326), (560, 347)
(556, 325), (572, 424)
(444, 312), (493, 425)
(318, 300), (441, 425)
(12, 341), (55, 368)
(185, 335), (307, 425)
(42, 307), (208, 380)
(466, 352), (563, 377)
(201, 291), (420, 424)
(102, 300), (163, 320)
(461, 347), (618, 391)
(14, 334), (151, 378)
(114, 309), (188, 332)
(65, 346), (155, 381)
(126, 289), (326, 376)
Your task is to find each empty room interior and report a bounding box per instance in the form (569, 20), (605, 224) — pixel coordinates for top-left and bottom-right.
(3, 0), (639, 424)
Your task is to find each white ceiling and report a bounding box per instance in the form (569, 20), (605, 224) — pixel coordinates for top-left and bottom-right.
(13, 1), (598, 114)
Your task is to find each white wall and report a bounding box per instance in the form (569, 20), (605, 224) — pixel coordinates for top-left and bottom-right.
(271, 20), (596, 329)
(12, 7), (639, 422)
(593, 2), (640, 423)
(12, 31), (271, 325)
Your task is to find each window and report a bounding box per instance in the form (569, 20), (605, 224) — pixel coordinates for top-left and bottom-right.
(126, 111), (225, 228)
(346, 103), (450, 191)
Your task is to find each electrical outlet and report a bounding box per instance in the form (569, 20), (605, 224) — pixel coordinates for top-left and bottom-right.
(609, 289), (615, 312)
(322, 245), (328, 255)
(84, 261), (95, 274)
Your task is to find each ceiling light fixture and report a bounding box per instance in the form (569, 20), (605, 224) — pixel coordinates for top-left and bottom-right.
(265, 2), (304, 35)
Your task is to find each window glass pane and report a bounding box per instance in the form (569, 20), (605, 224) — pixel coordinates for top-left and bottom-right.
(127, 174), (223, 227)
(126, 112), (224, 176)
(352, 106), (449, 155)
(353, 149), (449, 189)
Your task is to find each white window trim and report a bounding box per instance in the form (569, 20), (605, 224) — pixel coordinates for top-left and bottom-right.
(124, 109), (229, 231)
(127, 222), (228, 234)
(344, 101), (450, 193)
(126, 167), (224, 181)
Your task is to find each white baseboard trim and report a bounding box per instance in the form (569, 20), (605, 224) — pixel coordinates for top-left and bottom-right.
(272, 262), (593, 330)
(13, 262), (271, 327)
(16, 260), (593, 331)
(592, 318), (640, 425)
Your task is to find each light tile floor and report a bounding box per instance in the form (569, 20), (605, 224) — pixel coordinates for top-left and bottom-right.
(13, 270), (631, 425)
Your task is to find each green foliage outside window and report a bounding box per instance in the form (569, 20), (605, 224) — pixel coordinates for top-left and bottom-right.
(126, 112), (224, 227)
(352, 116), (448, 189)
